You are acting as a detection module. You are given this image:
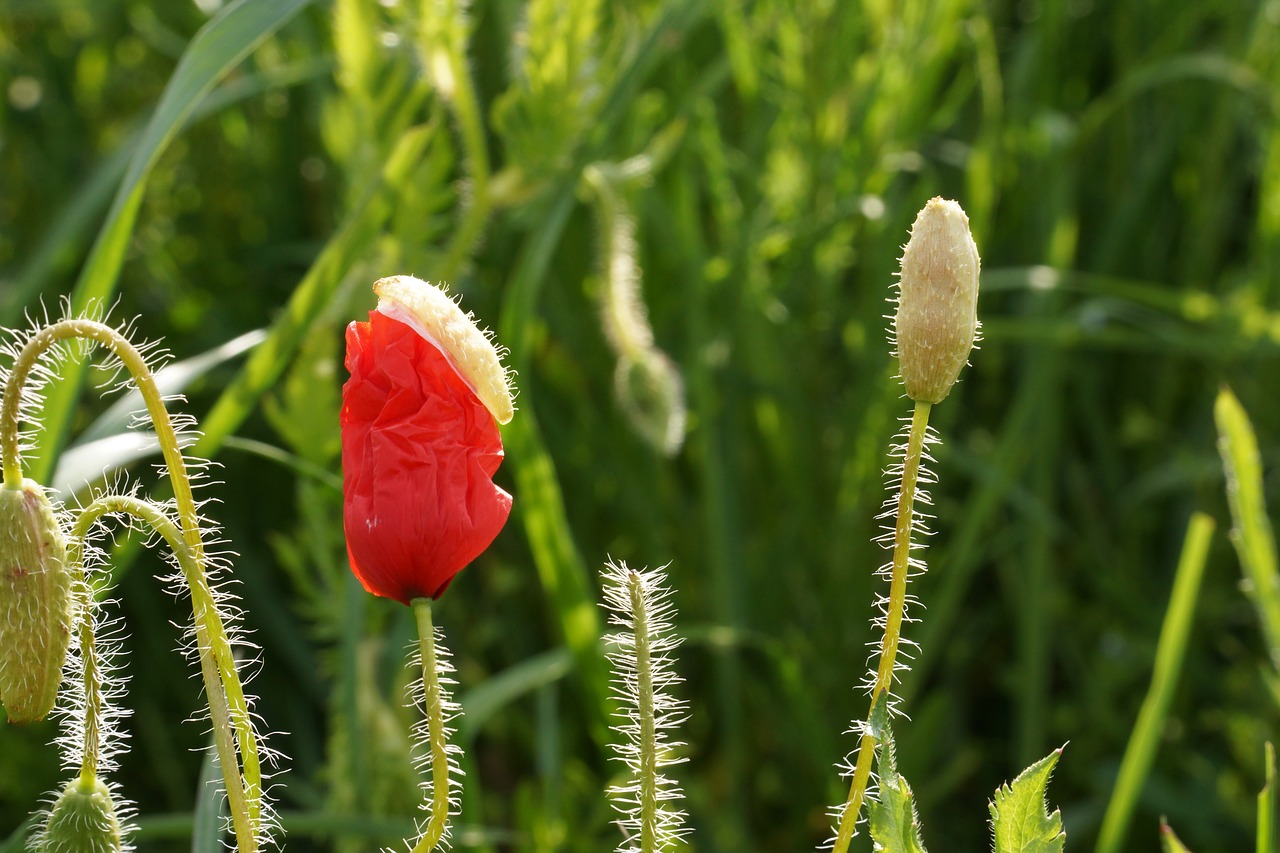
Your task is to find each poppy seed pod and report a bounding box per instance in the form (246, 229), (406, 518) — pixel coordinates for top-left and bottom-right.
(37, 776), (124, 853)
(0, 479), (72, 724)
(893, 197), (981, 404)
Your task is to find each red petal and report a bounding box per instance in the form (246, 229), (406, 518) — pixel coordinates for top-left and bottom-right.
(341, 310), (511, 605)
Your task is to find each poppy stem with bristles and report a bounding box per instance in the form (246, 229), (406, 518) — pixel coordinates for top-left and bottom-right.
(2, 320), (266, 852)
(410, 598), (455, 853)
(832, 399), (932, 851)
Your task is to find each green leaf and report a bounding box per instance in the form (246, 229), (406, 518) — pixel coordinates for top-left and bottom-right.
(1215, 386), (1280, 670)
(1095, 512), (1216, 853)
(29, 0), (316, 484)
(1261, 742), (1277, 853)
(866, 697), (928, 853)
(989, 747), (1066, 853)
(1159, 818), (1195, 853)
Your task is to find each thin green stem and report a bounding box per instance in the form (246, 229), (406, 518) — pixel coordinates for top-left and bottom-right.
(833, 399), (932, 851)
(410, 597), (452, 853)
(1094, 512), (1215, 853)
(1, 319), (263, 852)
(70, 493), (257, 850)
(628, 571), (660, 853)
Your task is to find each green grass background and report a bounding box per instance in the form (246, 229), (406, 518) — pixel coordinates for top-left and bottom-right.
(2, 0), (1279, 851)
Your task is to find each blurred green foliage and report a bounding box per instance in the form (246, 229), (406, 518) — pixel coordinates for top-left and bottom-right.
(2, 0), (1280, 851)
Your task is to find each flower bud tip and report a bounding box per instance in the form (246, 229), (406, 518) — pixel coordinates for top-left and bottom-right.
(893, 197), (981, 404)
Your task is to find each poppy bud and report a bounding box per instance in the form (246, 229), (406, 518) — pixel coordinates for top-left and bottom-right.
(341, 278), (513, 605)
(893, 197), (981, 404)
(36, 775), (124, 853)
(0, 479), (72, 724)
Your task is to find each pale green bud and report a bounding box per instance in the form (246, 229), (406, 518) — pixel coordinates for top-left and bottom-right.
(36, 775), (124, 853)
(0, 478), (72, 724)
(894, 197), (982, 404)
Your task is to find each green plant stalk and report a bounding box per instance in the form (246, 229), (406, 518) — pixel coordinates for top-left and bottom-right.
(627, 571), (660, 853)
(833, 399), (931, 851)
(1215, 386), (1280, 670)
(1, 321), (263, 852)
(25, 0), (316, 486)
(1260, 742), (1276, 853)
(69, 492), (256, 850)
(410, 598), (452, 853)
(419, 0), (492, 283)
(1094, 511), (1215, 853)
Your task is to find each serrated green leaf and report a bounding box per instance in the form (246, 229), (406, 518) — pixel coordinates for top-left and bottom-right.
(866, 698), (928, 853)
(989, 747), (1066, 853)
(1159, 818), (1195, 853)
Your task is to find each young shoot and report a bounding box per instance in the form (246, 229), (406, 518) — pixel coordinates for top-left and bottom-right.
(828, 198), (980, 850)
(601, 560), (689, 853)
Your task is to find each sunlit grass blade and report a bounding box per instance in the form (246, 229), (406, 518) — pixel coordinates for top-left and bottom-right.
(1261, 742), (1277, 853)
(1160, 818), (1196, 853)
(195, 124), (438, 457)
(1095, 512), (1216, 853)
(1215, 386), (1280, 670)
(28, 0), (317, 485)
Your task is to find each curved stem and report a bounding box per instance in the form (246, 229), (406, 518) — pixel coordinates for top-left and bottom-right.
(71, 494), (258, 851)
(0, 319), (262, 852)
(410, 597), (453, 853)
(832, 400), (932, 851)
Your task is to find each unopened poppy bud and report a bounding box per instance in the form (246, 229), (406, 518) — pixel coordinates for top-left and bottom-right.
(372, 276), (515, 425)
(0, 479), (72, 724)
(893, 197), (981, 404)
(36, 775), (124, 853)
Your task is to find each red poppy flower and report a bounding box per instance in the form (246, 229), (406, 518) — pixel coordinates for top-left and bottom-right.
(341, 277), (514, 605)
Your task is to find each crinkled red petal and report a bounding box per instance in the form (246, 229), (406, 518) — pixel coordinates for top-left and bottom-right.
(341, 310), (511, 605)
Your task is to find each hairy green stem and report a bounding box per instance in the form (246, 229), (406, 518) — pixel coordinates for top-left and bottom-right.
(70, 493), (257, 849)
(628, 571), (660, 853)
(411, 597), (452, 853)
(2, 320), (262, 852)
(833, 399), (932, 851)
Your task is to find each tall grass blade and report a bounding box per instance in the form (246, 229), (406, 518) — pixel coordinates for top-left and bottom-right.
(1215, 386), (1280, 670)
(28, 0), (317, 485)
(1261, 742), (1277, 853)
(1095, 512), (1216, 853)
(195, 125), (437, 457)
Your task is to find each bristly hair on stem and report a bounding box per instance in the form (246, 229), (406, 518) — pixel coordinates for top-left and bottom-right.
(601, 560), (690, 853)
(1, 308), (279, 853)
(404, 598), (463, 852)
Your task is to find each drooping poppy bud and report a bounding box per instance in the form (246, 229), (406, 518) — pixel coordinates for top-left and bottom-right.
(341, 277), (514, 605)
(0, 478), (72, 724)
(893, 197), (981, 404)
(35, 775), (124, 853)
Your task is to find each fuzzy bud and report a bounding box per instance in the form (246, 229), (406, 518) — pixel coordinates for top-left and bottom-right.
(36, 776), (124, 853)
(894, 197), (981, 404)
(0, 478), (73, 724)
